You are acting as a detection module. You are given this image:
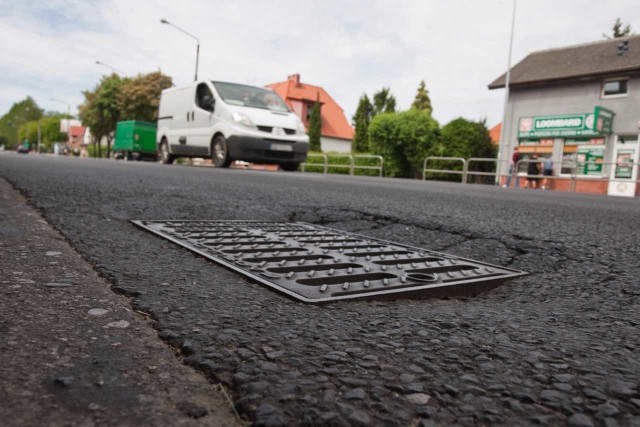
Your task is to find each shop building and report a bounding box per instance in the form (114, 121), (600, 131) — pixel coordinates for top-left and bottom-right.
(489, 35), (640, 196)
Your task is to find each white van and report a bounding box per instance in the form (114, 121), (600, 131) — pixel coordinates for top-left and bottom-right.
(157, 80), (310, 170)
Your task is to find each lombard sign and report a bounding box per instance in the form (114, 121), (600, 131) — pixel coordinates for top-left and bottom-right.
(518, 106), (614, 139)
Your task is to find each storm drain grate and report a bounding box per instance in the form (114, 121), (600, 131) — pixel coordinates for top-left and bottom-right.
(132, 220), (527, 303)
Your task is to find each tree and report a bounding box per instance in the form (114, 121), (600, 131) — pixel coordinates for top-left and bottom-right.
(435, 118), (496, 181)
(307, 94), (322, 152)
(411, 80), (433, 115)
(372, 87), (396, 116)
(438, 118), (495, 159)
(118, 71), (173, 122)
(368, 109), (440, 178)
(0, 97), (43, 148)
(78, 89), (103, 157)
(604, 18), (632, 39)
(351, 94), (373, 153)
(39, 115), (67, 151)
(17, 121), (39, 146)
(78, 73), (125, 157)
(17, 114), (67, 152)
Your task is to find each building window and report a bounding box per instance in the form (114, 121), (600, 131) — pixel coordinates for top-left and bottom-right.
(601, 79), (628, 98)
(305, 103), (315, 122)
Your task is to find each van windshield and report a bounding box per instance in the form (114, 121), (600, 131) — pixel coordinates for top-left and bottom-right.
(212, 82), (289, 112)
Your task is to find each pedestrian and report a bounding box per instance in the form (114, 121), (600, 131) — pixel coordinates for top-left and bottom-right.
(541, 156), (553, 190)
(525, 154), (542, 189)
(504, 146), (520, 188)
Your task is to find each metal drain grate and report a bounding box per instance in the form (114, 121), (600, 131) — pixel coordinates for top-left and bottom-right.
(132, 220), (527, 303)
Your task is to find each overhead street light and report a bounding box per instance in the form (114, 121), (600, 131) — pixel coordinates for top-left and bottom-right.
(160, 18), (200, 81)
(95, 60), (127, 76)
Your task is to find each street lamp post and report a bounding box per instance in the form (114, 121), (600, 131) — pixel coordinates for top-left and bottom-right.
(160, 18), (200, 81)
(95, 60), (127, 76)
(496, 0), (517, 185)
(51, 98), (71, 149)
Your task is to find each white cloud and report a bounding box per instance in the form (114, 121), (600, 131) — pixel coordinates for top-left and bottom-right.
(1, 0), (639, 127)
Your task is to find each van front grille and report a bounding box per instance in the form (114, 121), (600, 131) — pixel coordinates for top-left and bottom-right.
(257, 126), (296, 135)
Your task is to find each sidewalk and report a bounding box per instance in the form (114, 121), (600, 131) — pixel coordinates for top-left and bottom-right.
(0, 178), (239, 426)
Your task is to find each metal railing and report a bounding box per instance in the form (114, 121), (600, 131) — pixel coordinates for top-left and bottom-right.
(508, 159), (640, 192)
(301, 154), (384, 176)
(464, 158), (510, 184)
(353, 154), (384, 177)
(421, 156), (640, 194)
(301, 153), (328, 174)
(422, 157), (467, 182)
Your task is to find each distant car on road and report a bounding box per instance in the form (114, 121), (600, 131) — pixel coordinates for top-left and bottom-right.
(157, 80), (309, 170)
(16, 142), (30, 154)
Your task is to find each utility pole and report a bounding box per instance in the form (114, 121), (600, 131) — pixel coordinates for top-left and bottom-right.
(496, 0), (517, 185)
(37, 120), (41, 154)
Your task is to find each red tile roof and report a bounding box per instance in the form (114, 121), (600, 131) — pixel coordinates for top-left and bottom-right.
(489, 123), (501, 145)
(266, 74), (354, 140)
(69, 125), (86, 138)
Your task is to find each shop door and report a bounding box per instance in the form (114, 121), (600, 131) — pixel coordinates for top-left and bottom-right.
(608, 135), (639, 197)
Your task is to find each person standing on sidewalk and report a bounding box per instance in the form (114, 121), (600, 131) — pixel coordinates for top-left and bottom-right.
(541, 156), (553, 190)
(526, 153), (542, 189)
(505, 146), (520, 188)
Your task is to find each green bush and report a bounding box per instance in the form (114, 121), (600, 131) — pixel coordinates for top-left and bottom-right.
(87, 144), (108, 158)
(368, 110), (440, 178)
(429, 117), (497, 182)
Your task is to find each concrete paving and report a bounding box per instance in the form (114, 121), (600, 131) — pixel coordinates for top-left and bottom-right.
(1, 153), (639, 426)
(0, 176), (239, 427)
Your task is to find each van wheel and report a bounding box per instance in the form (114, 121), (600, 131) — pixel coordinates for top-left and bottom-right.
(159, 139), (175, 164)
(212, 135), (232, 168)
(280, 162), (300, 172)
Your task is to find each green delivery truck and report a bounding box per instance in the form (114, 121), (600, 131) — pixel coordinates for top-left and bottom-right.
(113, 121), (157, 161)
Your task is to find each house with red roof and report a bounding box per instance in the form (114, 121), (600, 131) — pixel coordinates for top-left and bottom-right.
(266, 74), (354, 153)
(69, 125), (86, 150)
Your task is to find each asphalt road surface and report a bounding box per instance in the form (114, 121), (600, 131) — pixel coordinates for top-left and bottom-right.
(2, 154), (639, 427)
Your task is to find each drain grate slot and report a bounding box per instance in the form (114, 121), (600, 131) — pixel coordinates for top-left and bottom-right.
(132, 220), (527, 303)
(406, 265), (476, 274)
(203, 240), (285, 247)
(297, 273), (397, 286)
(374, 257), (443, 265)
(267, 263), (362, 273)
(298, 238), (363, 244)
(322, 244), (388, 250)
(242, 254), (334, 263)
(222, 248), (310, 254)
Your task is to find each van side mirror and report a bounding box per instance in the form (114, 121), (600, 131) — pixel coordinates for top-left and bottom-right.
(202, 95), (215, 111)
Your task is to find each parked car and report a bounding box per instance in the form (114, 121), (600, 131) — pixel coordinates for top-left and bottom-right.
(16, 142), (30, 154)
(156, 80), (309, 170)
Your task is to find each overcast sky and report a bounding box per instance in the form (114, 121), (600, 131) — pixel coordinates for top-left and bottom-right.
(1, 0), (638, 128)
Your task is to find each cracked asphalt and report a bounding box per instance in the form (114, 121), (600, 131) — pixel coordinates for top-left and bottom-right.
(2, 153), (639, 426)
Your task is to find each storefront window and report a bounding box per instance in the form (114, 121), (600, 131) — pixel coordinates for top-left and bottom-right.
(562, 139), (606, 176)
(517, 140), (554, 173)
